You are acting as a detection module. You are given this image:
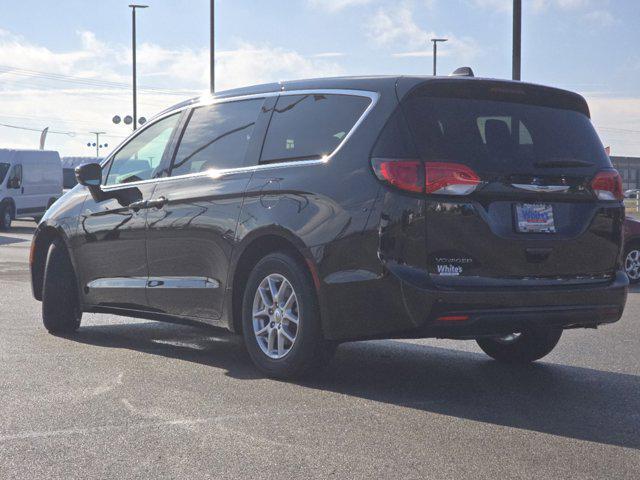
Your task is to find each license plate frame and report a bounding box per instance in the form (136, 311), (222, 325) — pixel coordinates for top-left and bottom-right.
(515, 203), (556, 233)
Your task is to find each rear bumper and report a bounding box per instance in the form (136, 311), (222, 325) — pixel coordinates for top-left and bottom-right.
(409, 270), (629, 339)
(321, 262), (628, 341)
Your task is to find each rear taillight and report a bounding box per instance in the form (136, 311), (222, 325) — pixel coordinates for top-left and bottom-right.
(372, 159), (481, 196)
(424, 162), (481, 195)
(376, 160), (423, 193)
(590, 169), (623, 201)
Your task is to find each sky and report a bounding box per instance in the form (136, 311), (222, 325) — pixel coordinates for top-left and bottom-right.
(0, 0), (639, 157)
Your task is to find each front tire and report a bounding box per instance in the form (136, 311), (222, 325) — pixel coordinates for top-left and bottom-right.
(0, 203), (12, 230)
(476, 328), (562, 364)
(242, 252), (332, 379)
(42, 239), (81, 334)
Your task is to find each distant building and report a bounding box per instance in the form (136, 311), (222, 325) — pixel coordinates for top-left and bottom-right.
(611, 156), (640, 191)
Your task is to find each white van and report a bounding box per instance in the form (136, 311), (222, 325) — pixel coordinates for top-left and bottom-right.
(0, 149), (63, 229)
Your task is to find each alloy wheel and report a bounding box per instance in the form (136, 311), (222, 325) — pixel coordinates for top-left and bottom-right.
(252, 273), (299, 359)
(625, 249), (640, 281)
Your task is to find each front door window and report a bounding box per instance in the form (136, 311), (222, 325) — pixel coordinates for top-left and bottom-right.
(105, 113), (181, 186)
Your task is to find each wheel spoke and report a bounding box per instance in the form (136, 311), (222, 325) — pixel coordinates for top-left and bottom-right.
(253, 307), (269, 318)
(284, 310), (299, 325)
(277, 329), (286, 357)
(267, 327), (277, 353)
(280, 328), (294, 343)
(267, 277), (279, 303)
(255, 324), (269, 336)
(258, 287), (272, 308)
(283, 292), (296, 311)
(276, 280), (288, 306)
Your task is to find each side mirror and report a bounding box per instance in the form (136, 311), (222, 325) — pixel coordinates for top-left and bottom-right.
(75, 163), (102, 187)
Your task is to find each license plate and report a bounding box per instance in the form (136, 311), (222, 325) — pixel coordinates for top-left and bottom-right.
(515, 203), (556, 233)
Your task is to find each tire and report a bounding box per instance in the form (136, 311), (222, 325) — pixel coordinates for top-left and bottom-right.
(476, 328), (562, 364)
(0, 203), (12, 230)
(42, 239), (82, 334)
(241, 252), (333, 379)
(624, 242), (640, 284)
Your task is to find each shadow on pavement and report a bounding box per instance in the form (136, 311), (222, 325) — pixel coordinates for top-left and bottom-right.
(2, 224), (36, 236)
(0, 237), (29, 246)
(70, 320), (640, 450)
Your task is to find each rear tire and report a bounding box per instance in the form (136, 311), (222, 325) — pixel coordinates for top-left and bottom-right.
(624, 242), (640, 284)
(42, 239), (82, 334)
(242, 252), (333, 379)
(476, 328), (562, 364)
(0, 203), (12, 230)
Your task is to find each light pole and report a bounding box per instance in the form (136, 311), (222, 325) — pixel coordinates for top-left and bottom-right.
(129, 4), (148, 131)
(431, 38), (448, 76)
(513, 0), (522, 80)
(214, 0), (216, 93)
(88, 132), (107, 158)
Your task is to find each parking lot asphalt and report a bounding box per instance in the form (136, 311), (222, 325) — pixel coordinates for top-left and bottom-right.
(0, 220), (639, 479)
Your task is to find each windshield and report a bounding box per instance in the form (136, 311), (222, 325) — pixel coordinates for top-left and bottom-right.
(402, 96), (610, 176)
(0, 163), (9, 185)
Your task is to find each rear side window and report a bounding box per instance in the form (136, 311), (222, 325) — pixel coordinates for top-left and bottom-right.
(171, 99), (263, 176)
(260, 94), (371, 163)
(402, 94), (610, 175)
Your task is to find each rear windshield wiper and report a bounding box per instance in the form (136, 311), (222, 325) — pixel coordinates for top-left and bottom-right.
(533, 159), (594, 168)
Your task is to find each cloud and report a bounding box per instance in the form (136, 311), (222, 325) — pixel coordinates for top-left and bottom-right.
(475, 0), (592, 11)
(582, 9), (617, 27)
(368, 6), (481, 61)
(469, 0), (512, 12)
(0, 30), (345, 156)
(312, 52), (347, 58)
(472, 0), (615, 19)
(368, 6), (429, 48)
(587, 95), (640, 157)
(307, 0), (373, 12)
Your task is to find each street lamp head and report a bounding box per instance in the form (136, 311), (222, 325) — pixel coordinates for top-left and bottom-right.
(129, 4), (149, 8)
(431, 38), (448, 43)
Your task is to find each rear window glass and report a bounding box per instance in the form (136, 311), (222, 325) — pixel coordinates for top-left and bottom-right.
(260, 94), (370, 163)
(402, 95), (610, 175)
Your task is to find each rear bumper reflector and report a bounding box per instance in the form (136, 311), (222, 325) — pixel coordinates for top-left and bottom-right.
(436, 315), (469, 322)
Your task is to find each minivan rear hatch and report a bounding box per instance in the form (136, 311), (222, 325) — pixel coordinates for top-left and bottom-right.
(398, 79), (624, 284)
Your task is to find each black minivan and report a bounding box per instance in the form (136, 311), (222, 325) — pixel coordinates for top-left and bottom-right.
(30, 75), (628, 378)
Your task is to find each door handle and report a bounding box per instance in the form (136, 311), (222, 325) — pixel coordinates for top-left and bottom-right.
(128, 200), (148, 212)
(146, 196), (168, 209)
(129, 197), (167, 212)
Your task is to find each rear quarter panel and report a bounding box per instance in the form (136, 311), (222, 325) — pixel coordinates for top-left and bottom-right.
(228, 89), (399, 338)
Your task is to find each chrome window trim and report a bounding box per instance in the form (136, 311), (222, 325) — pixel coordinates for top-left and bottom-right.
(99, 88), (380, 192)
